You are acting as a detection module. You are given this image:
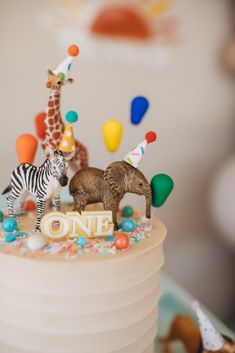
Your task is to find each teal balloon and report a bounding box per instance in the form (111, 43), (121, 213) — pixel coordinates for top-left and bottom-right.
(66, 111), (78, 123)
(151, 174), (174, 208)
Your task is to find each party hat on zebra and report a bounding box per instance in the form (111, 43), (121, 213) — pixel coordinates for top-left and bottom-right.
(124, 131), (157, 168)
(53, 44), (79, 80)
(190, 300), (224, 351)
(59, 111), (78, 153)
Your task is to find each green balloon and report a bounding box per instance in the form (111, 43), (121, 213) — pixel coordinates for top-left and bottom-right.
(151, 174), (174, 208)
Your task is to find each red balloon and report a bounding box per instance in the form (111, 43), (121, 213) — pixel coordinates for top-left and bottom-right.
(35, 112), (46, 140)
(114, 232), (129, 250)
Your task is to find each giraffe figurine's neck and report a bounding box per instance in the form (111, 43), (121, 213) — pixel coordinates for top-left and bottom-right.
(44, 88), (65, 149)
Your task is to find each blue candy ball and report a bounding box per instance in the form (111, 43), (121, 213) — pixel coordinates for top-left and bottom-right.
(121, 219), (136, 232)
(5, 233), (17, 243)
(76, 236), (88, 248)
(2, 218), (17, 233)
(66, 110), (78, 123)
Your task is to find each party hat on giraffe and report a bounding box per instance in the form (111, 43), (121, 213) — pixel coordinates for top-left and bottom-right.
(190, 300), (224, 351)
(59, 111), (78, 153)
(53, 44), (79, 80)
(124, 131), (157, 168)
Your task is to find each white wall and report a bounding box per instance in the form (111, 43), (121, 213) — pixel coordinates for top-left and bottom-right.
(0, 0), (234, 323)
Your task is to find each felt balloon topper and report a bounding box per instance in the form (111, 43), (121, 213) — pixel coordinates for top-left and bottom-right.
(151, 174), (174, 208)
(131, 96), (149, 125)
(16, 134), (38, 165)
(102, 120), (123, 153)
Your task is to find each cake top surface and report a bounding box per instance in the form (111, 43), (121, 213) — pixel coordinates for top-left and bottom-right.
(0, 203), (166, 263)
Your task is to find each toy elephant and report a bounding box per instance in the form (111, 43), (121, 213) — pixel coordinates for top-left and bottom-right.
(69, 161), (152, 229)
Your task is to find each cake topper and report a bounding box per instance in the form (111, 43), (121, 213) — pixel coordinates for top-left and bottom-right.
(40, 44), (88, 171)
(69, 132), (156, 229)
(102, 119), (123, 153)
(2, 110), (79, 231)
(151, 173), (174, 208)
(16, 134), (38, 164)
(130, 96), (149, 126)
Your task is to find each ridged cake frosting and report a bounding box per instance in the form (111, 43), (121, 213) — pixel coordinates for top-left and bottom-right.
(0, 217), (166, 353)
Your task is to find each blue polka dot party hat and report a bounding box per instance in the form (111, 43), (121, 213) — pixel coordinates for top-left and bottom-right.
(191, 300), (224, 351)
(53, 44), (79, 81)
(124, 131), (157, 169)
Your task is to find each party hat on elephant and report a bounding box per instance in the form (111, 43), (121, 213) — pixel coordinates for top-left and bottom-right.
(53, 44), (80, 80)
(190, 300), (224, 351)
(124, 131), (157, 168)
(59, 111), (78, 153)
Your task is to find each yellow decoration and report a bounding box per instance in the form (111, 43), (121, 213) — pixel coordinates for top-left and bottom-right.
(59, 124), (76, 153)
(102, 120), (123, 153)
(147, 0), (172, 19)
(41, 211), (114, 239)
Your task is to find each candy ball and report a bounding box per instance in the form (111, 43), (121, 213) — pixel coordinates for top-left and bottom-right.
(106, 236), (115, 242)
(24, 200), (37, 212)
(5, 233), (17, 243)
(0, 210), (4, 222)
(121, 219), (136, 232)
(2, 218), (17, 233)
(26, 234), (45, 251)
(68, 44), (80, 57)
(121, 205), (134, 218)
(76, 236), (88, 248)
(66, 110), (78, 123)
(114, 232), (129, 250)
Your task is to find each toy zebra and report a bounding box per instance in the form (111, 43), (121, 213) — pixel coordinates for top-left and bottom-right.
(2, 149), (69, 231)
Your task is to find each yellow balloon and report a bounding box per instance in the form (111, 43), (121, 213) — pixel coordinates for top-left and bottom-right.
(102, 120), (123, 153)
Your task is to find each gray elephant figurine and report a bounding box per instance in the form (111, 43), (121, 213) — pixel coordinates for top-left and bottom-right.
(69, 161), (152, 229)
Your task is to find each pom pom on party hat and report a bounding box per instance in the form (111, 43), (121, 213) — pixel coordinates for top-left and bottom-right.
(190, 300), (224, 351)
(53, 44), (79, 80)
(59, 111), (78, 153)
(124, 131), (157, 168)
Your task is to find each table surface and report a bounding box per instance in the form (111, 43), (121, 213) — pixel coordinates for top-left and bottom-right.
(156, 273), (235, 352)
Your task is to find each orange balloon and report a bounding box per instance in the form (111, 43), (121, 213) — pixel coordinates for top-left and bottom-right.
(35, 112), (46, 139)
(68, 44), (80, 57)
(16, 134), (38, 164)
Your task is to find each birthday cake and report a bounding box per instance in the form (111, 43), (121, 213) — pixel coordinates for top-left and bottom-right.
(0, 45), (173, 353)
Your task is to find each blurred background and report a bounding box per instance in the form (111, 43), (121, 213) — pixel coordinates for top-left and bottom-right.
(0, 0), (234, 329)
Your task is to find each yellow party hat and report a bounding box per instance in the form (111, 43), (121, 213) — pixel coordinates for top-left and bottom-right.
(58, 111), (78, 153)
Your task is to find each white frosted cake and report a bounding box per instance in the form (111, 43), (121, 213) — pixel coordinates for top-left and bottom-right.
(0, 211), (166, 353)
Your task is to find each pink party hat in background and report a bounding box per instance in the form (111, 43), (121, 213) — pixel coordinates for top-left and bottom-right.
(124, 131), (157, 168)
(190, 300), (224, 351)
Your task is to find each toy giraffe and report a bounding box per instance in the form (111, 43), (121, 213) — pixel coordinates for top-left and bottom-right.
(41, 45), (88, 171)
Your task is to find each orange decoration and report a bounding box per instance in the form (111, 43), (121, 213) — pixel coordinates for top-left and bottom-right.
(68, 44), (80, 57)
(24, 200), (37, 212)
(90, 6), (151, 40)
(35, 112), (46, 140)
(114, 232), (129, 250)
(16, 134), (38, 164)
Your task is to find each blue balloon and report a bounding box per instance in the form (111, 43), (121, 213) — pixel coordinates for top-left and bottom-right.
(131, 96), (149, 125)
